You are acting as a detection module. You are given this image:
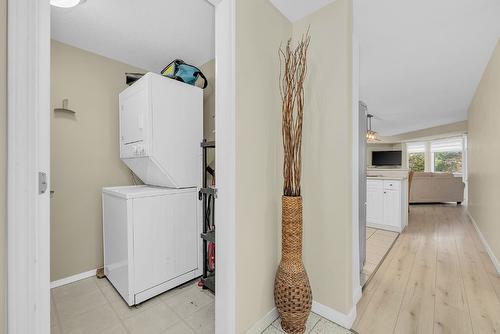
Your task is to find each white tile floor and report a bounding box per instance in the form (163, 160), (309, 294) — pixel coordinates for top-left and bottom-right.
(51, 277), (214, 334)
(361, 227), (398, 286)
(51, 276), (352, 334)
(262, 313), (352, 333)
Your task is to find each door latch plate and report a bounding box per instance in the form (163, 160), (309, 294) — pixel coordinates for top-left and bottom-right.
(39, 172), (48, 194)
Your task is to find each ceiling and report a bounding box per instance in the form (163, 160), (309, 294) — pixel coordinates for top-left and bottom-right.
(52, 0), (500, 136)
(357, 0), (500, 136)
(51, 0), (215, 72)
(270, 0), (336, 22)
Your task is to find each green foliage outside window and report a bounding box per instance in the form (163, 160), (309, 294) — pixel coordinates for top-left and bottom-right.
(434, 152), (462, 173)
(409, 153), (425, 172)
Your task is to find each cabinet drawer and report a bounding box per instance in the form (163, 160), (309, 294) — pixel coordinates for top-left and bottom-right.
(367, 179), (383, 189)
(383, 180), (401, 191)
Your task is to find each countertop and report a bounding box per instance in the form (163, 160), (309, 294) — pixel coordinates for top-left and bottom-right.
(367, 176), (407, 181)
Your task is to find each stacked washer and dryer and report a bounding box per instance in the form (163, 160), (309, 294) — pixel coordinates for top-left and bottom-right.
(102, 72), (203, 306)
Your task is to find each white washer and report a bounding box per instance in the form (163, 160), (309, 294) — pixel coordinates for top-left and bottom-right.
(103, 186), (202, 306)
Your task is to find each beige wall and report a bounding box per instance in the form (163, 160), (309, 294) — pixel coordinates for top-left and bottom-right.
(201, 59), (215, 142)
(235, 0), (291, 331)
(294, 0), (354, 314)
(234, 0), (354, 331)
(0, 0), (6, 331)
(468, 39), (500, 263)
(200, 59), (216, 178)
(50, 41), (143, 280)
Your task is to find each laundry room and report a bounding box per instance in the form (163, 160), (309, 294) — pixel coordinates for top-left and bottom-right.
(49, 1), (216, 333)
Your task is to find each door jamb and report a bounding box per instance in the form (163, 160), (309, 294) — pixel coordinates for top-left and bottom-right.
(208, 0), (237, 333)
(351, 1), (362, 307)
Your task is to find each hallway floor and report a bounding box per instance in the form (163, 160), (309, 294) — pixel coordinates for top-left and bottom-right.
(353, 205), (500, 334)
(51, 278), (214, 334)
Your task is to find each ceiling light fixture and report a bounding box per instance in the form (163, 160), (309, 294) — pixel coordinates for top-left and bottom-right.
(50, 0), (83, 8)
(366, 114), (378, 141)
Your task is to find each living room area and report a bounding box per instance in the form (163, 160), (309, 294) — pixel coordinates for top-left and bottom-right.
(360, 120), (468, 286)
(368, 122), (467, 206)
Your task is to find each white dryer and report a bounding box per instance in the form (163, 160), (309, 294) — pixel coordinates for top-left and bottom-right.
(119, 72), (203, 188)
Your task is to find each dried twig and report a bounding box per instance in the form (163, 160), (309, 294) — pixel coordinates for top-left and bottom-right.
(279, 30), (310, 196)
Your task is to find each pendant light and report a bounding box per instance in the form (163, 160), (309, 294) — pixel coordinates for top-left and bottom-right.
(366, 114), (377, 141)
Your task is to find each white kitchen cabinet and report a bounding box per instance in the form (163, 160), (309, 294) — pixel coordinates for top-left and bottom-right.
(367, 181), (383, 225)
(367, 178), (408, 232)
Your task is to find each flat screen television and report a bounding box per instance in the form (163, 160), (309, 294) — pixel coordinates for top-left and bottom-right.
(372, 150), (402, 166)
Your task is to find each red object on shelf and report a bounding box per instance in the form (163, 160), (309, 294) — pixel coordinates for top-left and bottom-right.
(208, 242), (215, 272)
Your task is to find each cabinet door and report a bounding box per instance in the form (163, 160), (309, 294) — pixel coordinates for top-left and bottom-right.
(367, 184), (383, 225)
(132, 192), (198, 293)
(383, 190), (401, 228)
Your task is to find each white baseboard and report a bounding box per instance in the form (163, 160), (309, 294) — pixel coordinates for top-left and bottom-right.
(245, 307), (279, 334)
(312, 300), (357, 329)
(50, 269), (97, 289)
(246, 301), (357, 332)
(466, 211), (500, 275)
(352, 285), (362, 305)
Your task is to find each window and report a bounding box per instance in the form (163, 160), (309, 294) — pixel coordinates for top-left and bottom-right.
(406, 137), (464, 174)
(407, 142), (425, 172)
(431, 137), (463, 174)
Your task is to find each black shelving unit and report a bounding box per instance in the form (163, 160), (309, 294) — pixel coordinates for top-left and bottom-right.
(200, 140), (216, 293)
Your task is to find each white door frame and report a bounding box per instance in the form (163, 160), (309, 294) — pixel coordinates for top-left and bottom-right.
(351, 33), (362, 308)
(209, 0), (236, 333)
(7, 0), (51, 333)
(7, 0), (236, 333)
(351, 0), (362, 308)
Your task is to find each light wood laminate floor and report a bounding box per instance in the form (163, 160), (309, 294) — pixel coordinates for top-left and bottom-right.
(353, 204), (500, 334)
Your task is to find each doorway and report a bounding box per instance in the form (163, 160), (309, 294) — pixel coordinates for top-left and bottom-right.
(7, 0), (237, 333)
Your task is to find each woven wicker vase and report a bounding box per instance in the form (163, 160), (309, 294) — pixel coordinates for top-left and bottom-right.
(274, 196), (312, 334)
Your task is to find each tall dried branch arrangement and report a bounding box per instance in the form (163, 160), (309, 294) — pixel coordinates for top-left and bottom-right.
(279, 31), (311, 197)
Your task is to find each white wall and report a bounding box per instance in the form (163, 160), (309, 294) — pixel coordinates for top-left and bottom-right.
(0, 0), (6, 330)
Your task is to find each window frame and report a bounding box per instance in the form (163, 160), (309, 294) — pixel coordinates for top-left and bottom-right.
(406, 136), (465, 175)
